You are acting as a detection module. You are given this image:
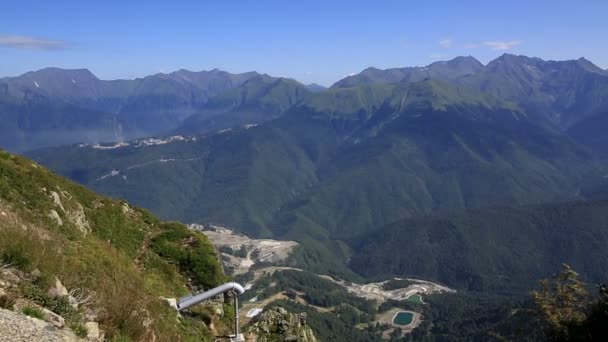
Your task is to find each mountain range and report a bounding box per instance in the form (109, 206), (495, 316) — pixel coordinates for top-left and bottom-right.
(25, 55), (608, 291)
(5, 54), (608, 153)
(0, 67), (309, 151)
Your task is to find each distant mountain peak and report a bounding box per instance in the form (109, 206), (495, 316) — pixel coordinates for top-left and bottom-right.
(575, 57), (607, 74)
(25, 67), (98, 81)
(306, 83), (327, 92)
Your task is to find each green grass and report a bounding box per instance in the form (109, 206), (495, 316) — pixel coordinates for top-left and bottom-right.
(21, 306), (45, 319)
(406, 295), (423, 304)
(0, 151), (227, 341)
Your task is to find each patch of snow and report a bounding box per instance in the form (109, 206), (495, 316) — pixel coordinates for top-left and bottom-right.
(244, 124), (258, 129)
(71, 79), (76, 84)
(249, 296), (258, 302)
(525, 65), (538, 72)
(244, 284), (253, 291)
(34, 81), (40, 88)
(218, 128), (232, 134)
(246, 308), (263, 318)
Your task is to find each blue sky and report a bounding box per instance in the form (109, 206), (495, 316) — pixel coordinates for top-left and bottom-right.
(1, 0), (607, 86)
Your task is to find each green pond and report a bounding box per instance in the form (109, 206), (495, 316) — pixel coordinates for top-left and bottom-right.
(406, 294), (423, 304)
(393, 311), (414, 326)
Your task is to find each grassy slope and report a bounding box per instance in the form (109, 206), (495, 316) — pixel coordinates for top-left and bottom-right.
(0, 150), (227, 341)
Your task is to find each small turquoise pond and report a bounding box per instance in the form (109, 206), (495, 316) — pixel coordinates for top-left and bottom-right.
(393, 311), (414, 326)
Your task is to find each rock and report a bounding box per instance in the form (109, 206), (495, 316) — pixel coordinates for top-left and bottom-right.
(0, 308), (82, 341)
(67, 203), (91, 235)
(160, 297), (177, 310)
(85, 321), (103, 341)
(42, 307), (65, 328)
(48, 210), (63, 226)
(48, 277), (69, 298)
(246, 307), (317, 342)
(121, 203), (131, 214)
(50, 191), (65, 212)
(68, 295), (79, 309)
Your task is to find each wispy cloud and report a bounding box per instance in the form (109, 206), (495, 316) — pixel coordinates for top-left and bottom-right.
(439, 39), (452, 48)
(0, 34), (68, 50)
(464, 43), (480, 49)
(483, 40), (522, 50)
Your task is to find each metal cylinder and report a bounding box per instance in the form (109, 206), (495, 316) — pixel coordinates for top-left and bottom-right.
(234, 292), (240, 338)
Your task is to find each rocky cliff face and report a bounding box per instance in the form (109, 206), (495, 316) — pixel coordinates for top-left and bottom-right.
(246, 307), (317, 342)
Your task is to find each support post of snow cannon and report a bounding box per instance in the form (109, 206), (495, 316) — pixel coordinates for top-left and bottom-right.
(176, 282), (245, 341)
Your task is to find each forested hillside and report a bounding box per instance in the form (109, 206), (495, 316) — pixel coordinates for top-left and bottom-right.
(29, 77), (608, 283)
(349, 199), (608, 292)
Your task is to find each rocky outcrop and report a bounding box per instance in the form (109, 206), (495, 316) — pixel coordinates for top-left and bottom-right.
(0, 308), (82, 342)
(246, 307), (317, 342)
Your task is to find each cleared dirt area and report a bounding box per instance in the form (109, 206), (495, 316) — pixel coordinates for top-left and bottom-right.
(189, 224), (298, 275)
(321, 276), (454, 303)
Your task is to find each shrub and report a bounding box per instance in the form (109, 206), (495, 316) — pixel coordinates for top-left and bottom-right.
(70, 322), (88, 338)
(21, 306), (45, 319)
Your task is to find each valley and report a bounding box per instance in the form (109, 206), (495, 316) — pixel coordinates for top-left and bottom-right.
(194, 224), (453, 339)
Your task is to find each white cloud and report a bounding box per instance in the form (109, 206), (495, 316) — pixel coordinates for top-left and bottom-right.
(0, 34), (68, 50)
(439, 39), (452, 48)
(483, 40), (522, 50)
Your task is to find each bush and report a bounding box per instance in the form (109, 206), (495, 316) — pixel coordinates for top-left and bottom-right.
(21, 306), (45, 319)
(70, 322), (88, 338)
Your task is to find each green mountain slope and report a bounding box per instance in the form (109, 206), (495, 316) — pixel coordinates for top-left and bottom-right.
(0, 150), (228, 340)
(0, 68), (263, 151)
(176, 76), (312, 136)
(333, 54), (608, 130)
(348, 199), (608, 293)
(567, 109), (608, 153)
(29, 80), (607, 280)
(331, 56), (484, 89)
(460, 54), (608, 128)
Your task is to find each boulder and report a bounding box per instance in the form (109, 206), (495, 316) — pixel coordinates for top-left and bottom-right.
(85, 321), (104, 341)
(48, 277), (68, 298)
